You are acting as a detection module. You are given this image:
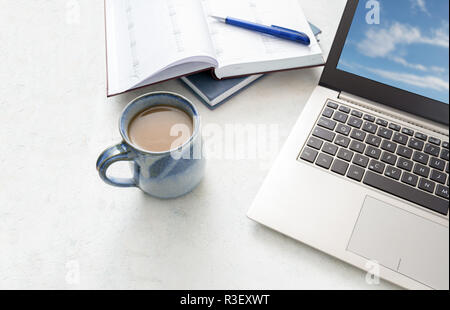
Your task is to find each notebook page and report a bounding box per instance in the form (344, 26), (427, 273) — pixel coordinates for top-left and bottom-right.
(106, 0), (217, 95)
(201, 0), (322, 75)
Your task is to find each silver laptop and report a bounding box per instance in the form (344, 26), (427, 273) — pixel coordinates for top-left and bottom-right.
(248, 0), (449, 290)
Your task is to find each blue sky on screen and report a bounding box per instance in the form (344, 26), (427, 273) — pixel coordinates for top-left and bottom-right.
(338, 0), (449, 104)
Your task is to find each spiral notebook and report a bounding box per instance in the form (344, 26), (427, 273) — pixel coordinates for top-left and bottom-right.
(105, 0), (324, 96)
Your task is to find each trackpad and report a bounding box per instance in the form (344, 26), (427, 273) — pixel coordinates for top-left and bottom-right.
(348, 196), (449, 290)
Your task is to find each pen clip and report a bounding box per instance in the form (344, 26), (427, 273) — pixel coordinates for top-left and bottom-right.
(271, 25), (302, 35)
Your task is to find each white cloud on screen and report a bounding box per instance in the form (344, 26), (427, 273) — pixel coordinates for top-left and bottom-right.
(338, 60), (355, 69)
(390, 56), (427, 71)
(410, 0), (430, 15)
(357, 22), (449, 58)
(424, 23), (450, 48)
(431, 66), (446, 73)
(366, 67), (449, 92)
(339, 60), (449, 92)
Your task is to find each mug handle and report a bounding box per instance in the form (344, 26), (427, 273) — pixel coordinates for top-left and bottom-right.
(96, 142), (136, 188)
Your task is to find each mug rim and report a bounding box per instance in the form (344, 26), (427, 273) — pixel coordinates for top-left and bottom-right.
(118, 91), (200, 156)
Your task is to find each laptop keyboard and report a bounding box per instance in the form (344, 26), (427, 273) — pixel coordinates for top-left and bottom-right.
(299, 101), (449, 216)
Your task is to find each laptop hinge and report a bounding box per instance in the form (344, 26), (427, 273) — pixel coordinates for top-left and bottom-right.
(338, 92), (449, 136)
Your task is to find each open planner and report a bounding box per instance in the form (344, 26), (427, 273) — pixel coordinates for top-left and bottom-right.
(105, 0), (325, 96)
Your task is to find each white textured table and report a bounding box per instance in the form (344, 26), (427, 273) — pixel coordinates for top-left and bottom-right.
(0, 0), (397, 289)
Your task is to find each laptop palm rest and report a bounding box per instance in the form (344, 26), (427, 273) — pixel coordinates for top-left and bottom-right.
(348, 196), (449, 290)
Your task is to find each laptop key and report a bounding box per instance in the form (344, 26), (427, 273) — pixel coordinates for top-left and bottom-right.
(313, 127), (335, 142)
(362, 122), (377, 134)
(333, 111), (349, 123)
(307, 136), (323, 150)
(377, 127), (393, 140)
(369, 160), (385, 174)
(397, 145), (413, 159)
(363, 114), (375, 122)
(366, 135), (381, 147)
(350, 141), (366, 154)
(351, 110), (363, 118)
(429, 137), (441, 146)
(430, 157), (446, 171)
(316, 153), (334, 170)
(363, 171), (449, 216)
(436, 185), (449, 200)
(365, 145), (381, 159)
(348, 116), (363, 129)
(402, 128), (414, 136)
(418, 178), (436, 194)
(300, 147), (318, 163)
(335, 135), (351, 148)
(327, 102), (338, 109)
(322, 107), (334, 118)
(443, 142), (449, 149)
(318, 117), (337, 131)
(393, 132), (408, 145)
(412, 151), (429, 165)
(339, 106), (351, 114)
(402, 172), (418, 187)
(331, 159), (349, 176)
(323, 143), (338, 156)
(415, 132), (428, 141)
(337, 148), (354, 162)
(336, 123), (351, 136)
(376, 119), (388, 127)
(347, 165), (365, 182)
(430, 170), (447, 184)
(353, 154), (369, 168)
(424, 143), (440, 157)
(413, 163), (430, 178)
(381, 152), (397, 165)
(385, 166), (402, 180)
(441, 149), (449, 161)
(381, 140), (397, 153)
(389, 123), (401, 132)
(350, 129), (366, 141)
(397, 158), (413, 172)
(408, 138), (424, 151)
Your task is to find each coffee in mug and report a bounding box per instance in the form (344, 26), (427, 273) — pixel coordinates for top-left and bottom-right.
(128, 105), (193, 152)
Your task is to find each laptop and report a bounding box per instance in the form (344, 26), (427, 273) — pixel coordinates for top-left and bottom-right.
(248, 0), (449, 290)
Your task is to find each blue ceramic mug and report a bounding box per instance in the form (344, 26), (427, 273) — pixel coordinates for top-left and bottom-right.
(96, 92), (205, 199)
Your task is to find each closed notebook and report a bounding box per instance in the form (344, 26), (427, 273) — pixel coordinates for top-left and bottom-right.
(181, 23), (322, 109)
(181, 73), (263, 109)
(105, 0), (324, 96)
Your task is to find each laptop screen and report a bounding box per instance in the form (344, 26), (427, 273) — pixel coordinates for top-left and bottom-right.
(337, 0), (449, 104)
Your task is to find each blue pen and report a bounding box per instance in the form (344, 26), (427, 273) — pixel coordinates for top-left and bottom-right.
(210, 15), (311, 46)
